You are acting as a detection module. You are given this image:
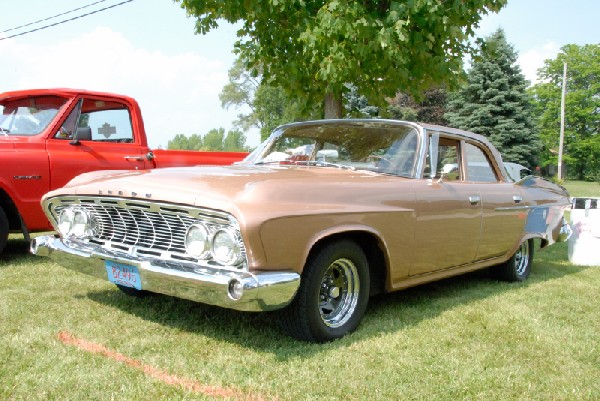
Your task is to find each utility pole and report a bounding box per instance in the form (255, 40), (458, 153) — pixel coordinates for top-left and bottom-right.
(558, 62), (567, 180)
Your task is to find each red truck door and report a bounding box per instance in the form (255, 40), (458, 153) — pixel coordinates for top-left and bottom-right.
(46, 96), (151, 189)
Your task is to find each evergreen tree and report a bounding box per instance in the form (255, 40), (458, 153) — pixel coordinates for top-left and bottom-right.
(445, 29), (539, 168)
(387, 88), (449, 126)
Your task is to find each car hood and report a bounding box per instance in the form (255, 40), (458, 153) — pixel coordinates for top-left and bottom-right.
(47, 165), (408, 217)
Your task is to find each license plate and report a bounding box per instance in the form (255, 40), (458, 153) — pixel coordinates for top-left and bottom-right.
(105, 260), (142, 290)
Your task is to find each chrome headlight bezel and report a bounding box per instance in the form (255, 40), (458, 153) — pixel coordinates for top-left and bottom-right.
(211, 228), (244, 266)
(184, 223), (210, 258)
(57, 207), (95, 239)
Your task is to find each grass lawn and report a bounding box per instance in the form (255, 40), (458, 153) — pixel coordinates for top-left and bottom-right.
(1, 182), (599, 400)
(563, 180), (600, 198)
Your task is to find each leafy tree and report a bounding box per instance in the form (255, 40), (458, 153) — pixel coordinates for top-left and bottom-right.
(529, 44), (600, 181)
(445, 29), (539, 168)
(223, 130), (248, 152)
(220, 58), (261, 133)
(202, 128), (226, 151)
(178, 0), (507, 118)
(387, 88), (449, 125)
(220, 57), (320, 141)
(344, 84), (448, 125)
(167, 129), (248, 151)
(167, 133), (203, 150)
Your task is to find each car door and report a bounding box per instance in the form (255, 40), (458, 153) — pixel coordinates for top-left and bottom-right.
(46, 96), (149, 190)
(410, 135), (482, 275)
(463, 142), (528, 260)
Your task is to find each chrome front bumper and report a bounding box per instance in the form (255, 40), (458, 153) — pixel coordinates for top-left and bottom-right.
(31, 235), (300, 312)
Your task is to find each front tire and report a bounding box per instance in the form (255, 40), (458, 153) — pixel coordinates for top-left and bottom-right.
(279, 240), (370, 342)
(494, 239), (534, 282)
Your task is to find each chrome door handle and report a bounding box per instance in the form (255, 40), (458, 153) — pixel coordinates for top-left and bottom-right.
(124, 155), (144, 161)
(513, 195), (523, 203)
(469, 196), (481, 205)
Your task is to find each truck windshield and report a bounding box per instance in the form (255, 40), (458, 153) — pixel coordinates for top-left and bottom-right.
(0, 95), (67, 136)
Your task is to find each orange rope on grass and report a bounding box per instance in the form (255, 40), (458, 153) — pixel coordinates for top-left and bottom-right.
(57, 331), (272, 400)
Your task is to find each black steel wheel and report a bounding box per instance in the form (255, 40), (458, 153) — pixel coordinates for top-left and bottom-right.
(279, 240), (370, 342)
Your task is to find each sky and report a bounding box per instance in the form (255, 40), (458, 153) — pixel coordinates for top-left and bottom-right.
(1, 0), (598, 149)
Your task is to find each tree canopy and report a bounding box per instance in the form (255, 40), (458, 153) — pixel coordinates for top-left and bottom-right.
(220, 58), (321, 141)
(529, 43), (600, 181)
(445, 29), (539, 168)
(178, 0), (507, 117)
(167, 128), (247, 151)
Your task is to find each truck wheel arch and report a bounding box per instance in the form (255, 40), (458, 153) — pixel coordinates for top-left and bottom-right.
(0, 189), (24, 233)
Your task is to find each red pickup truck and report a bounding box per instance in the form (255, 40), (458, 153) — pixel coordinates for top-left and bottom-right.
(0, 88), (248, 254)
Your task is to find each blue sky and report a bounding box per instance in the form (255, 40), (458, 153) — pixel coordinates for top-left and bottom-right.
(1, 0), (598, 148)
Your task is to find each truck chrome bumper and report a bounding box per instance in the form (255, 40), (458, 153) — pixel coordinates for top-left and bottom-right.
(31, 235), (300, 312)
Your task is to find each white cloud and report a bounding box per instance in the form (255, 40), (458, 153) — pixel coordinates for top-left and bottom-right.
(517, 42), (561, 84)
(1, 27), (244, 148)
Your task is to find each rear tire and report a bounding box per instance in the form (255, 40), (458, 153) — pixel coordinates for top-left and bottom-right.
(0, 206), (8, 255)
(493, 239), (534, 282)
(279, 240), (370, 342)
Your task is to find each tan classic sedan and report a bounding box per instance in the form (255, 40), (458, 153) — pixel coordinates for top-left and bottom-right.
(31, 120), (571, 342)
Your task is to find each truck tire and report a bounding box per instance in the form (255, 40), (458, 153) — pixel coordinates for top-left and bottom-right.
(279, 240), (370, 342)
(0, 206), (8, 254)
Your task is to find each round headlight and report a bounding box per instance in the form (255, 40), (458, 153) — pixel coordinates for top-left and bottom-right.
(57, 207), (93, 238)
(211, 228), (243, 266)
(57, 209), (75, 235)
(185, 224), (209, 258)
(71, 209), (90, 237)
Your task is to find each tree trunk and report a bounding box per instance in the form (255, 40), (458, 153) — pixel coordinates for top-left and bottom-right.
(324, 91), (343, 119)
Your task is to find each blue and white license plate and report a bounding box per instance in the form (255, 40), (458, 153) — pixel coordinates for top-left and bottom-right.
(105, 260), (142, 290)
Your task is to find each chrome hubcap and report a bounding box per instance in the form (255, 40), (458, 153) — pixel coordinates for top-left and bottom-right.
(514, 241), (530, 276)
(319, 258), (360, 328)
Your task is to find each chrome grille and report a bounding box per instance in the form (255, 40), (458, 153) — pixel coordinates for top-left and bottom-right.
(45, 196), (245, 267)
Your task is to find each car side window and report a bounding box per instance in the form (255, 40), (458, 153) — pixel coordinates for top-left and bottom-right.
(465, 143), (498, 182)
(425, 133), (461, 181)
(55, 98), (134, 143)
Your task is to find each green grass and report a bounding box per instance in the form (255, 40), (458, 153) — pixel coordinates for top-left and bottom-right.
(2, 238), (599, 400)
(563, 180), (600, 198)
(1, 181), (598, 400)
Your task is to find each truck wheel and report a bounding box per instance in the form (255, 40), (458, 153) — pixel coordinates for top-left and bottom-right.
(493, 239), (534, 282)
(279, 240), (370, 342)
(0, 206), (8, 254)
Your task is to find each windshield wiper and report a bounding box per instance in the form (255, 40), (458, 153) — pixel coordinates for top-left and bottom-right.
(254, 160), (285, 166)
(292, 160), (356, 170)
(0, 127), (10, 138)
(254, 159), (356, 170)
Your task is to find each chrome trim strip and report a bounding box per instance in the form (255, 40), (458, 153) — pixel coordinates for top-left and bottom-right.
(31, 235), (300, 312)
(495, 205), (537, 212)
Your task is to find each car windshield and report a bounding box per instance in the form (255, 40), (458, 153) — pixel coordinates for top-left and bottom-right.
(0, 95), (67, 136)
(250, 121), (421, 177)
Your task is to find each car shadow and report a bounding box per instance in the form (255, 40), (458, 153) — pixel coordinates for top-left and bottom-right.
(83, 255), (589, 360)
